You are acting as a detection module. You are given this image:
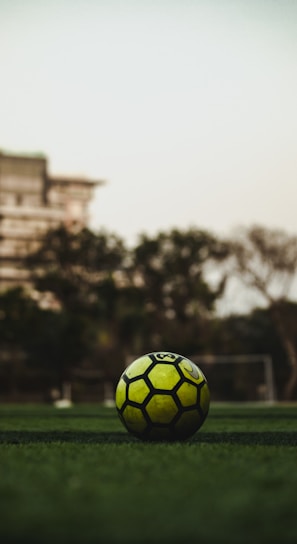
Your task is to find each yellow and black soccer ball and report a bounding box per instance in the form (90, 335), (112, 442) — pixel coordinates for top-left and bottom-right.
(115, 351), (210, 441)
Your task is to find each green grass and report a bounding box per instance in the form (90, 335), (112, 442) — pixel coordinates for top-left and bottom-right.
(1, 404), (297, 544)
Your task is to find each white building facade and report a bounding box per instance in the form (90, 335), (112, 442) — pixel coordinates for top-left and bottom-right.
(0, 151), (104, 290)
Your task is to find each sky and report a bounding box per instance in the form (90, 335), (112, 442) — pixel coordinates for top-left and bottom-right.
(1, 0), (297, 248)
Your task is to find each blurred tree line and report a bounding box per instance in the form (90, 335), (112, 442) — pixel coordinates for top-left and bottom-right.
(1, 224), (297, 402)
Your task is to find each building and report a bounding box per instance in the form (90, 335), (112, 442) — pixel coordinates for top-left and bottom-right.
(0, 150), (105, 290)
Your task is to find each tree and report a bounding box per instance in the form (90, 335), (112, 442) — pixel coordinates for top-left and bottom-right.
(26, 225), (142, 386)
(27, 226), (127, 312)
(0, 288), (36, 398)
(130, 228), (229, 353)
(27, 226), (230, 370)
(228, 225), (297, 399)
(0, 288), (77, 399)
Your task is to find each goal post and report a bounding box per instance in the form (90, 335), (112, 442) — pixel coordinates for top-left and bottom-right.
(190, 354), (276, 403)
(125, 353), (277, 403)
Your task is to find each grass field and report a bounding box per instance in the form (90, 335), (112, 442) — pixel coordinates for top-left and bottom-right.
(1, 403), (297, 544)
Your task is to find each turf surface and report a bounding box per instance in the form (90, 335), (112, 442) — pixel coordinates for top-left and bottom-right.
(1, 403), (297, 544)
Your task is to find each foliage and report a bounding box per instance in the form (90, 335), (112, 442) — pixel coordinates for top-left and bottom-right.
(130, 228), (229, 353)
(227, 225), (297, 399)
(22, 225), (231, 389)
(2, 223), (297, 400)
(0, 288), (92, 395)
(27, 226), (127, 311)
(132, 228), (228, 320)
(228, 225), (297, 302)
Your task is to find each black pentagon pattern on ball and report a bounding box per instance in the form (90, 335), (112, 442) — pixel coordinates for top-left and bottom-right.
(117, 352), (208, 441)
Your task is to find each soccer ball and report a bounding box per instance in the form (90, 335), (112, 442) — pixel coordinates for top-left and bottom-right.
(115, 351), (210, 441)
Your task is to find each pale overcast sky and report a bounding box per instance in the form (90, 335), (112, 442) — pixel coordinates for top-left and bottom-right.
(1, 0), (297, 246)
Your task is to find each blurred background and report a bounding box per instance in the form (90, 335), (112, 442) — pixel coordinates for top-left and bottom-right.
(1, 0), (297, 404)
